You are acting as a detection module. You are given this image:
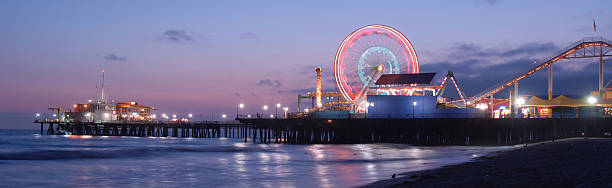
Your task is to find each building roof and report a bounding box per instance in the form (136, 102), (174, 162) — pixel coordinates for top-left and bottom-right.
(523, 95), (612, 107)
(375, 73), (436, 85)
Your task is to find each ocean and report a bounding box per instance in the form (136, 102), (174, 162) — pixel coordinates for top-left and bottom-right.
(0, 129), (508, 187)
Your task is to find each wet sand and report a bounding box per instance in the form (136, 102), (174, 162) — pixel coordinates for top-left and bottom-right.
(365, 137), (612, 188)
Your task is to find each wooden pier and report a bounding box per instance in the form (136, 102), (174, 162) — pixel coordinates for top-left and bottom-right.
(35, 121), (248, 139)
(36, 118), (612, 146)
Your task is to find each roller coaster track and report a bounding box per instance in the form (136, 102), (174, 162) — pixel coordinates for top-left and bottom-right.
(469, 37), (612, 105)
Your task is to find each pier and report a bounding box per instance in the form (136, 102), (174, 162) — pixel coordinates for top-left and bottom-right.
(36, 118), (612, 146)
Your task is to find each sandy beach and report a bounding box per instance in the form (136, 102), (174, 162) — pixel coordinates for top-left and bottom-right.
(365, 137), (612, 188)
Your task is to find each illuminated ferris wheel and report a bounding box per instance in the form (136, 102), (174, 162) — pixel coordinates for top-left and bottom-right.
(334, 25), (420, 102)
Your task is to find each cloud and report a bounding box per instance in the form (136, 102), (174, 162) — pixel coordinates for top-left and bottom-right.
(161, 30), (195, 42)
(240, 32), (261, 41)
(256, 79), (283, 88)
(234, 92), (240, 97)
(251, 93), (256, 96)
(417, 40), (612, 99)
(429, 41), (559, 69)
(276, 87), (337, 94)
(103, 54), (126, 61)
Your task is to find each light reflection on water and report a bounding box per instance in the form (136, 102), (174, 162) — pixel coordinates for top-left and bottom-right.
(0, 130), (509, 187)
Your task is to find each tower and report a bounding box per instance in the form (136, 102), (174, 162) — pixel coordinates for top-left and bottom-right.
(315, 67), (322, 109)
(99, 69), (105, 103)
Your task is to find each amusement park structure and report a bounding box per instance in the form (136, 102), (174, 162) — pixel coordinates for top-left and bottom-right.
(297, 25), (612, 119)
(470, 37), (612, 105)
(436, 71), (468, 105)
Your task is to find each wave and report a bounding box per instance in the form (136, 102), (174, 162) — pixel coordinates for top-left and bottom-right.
(0, 146), (278, 161)
(306, 157), (425, 164)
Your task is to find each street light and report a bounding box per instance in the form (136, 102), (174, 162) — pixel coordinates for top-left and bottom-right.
(588, 96), (598, 118)
(304, 108), (309, 113)
(516, 98), (526, 105)
(262, 105), (268, 118)
(222, 114), (227, 120)
(276, 103), (281, 119)
(283, 107), (289, 119)
(237, 103), (244, 118)
(587, 96), (597, 104)
(412, 101), (417, 119)
(188, 113), (193, 118)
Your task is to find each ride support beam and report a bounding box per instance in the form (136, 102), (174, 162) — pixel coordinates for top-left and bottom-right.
(490, 95), (494, 118)
(599, 48), (604, 98)
(514, 83), (519, 117)
(508, 87), (513, 117)
(298, 94), (302, 113)
(548, 64), (553, 101)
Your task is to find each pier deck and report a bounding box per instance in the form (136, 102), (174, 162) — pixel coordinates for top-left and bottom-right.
(36, 118), (612, 146)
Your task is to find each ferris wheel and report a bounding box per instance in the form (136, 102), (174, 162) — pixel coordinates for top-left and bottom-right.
(334, 25), (420, 103)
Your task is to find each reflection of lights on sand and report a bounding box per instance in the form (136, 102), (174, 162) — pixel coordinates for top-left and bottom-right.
(271, 153), (291, 164)
(472, 154), (478, 158)
(101, 136), (109, 138)
(258, 153), (271, 163)
(258, 153), (271, 173)
(352, 144), (374, 160)
(69, 135), (92, 139)
(316, 164), (332, 188)
(306, 145), (327, 160)
(365, 163), (378, 177)
(218, 158), (228, 163)
(233, 143), (247, 148)
(233, 152), (248, 177)
(218, 137), (227, 140)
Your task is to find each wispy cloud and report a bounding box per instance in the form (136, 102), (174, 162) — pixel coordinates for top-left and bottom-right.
(103, 54), (127, 61)
(161, 30), (195, 42)
(256, 79), (283, 88)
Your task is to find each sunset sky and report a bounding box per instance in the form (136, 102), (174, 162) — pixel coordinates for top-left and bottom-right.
(1, 0), (611, 119)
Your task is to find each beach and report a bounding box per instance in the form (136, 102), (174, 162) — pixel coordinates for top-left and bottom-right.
(366, 137), (612, 187)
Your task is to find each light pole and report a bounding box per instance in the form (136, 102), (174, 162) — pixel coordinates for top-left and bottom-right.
(283, 107), (289, 119)
(412, 101), (417, 119)
(588, 96), (597, 118)
(262, 105), (268, 118)
(237, 103), (244, 118)
(276, 103), (281, 119)
(465, 102), (471, 118)
(222, 114), (227, 122)
(515, 98), (525, 118)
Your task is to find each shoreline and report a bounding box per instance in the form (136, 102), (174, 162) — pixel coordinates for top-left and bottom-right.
(363, 137), (612, 188)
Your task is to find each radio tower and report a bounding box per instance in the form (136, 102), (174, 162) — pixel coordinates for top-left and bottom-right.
(100, 69), (105, 103)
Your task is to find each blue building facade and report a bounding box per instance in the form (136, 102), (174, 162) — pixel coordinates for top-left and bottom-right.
(366, 95), (437, 118)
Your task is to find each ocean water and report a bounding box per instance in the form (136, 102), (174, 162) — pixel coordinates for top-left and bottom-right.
(0, 129), (508, 187)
